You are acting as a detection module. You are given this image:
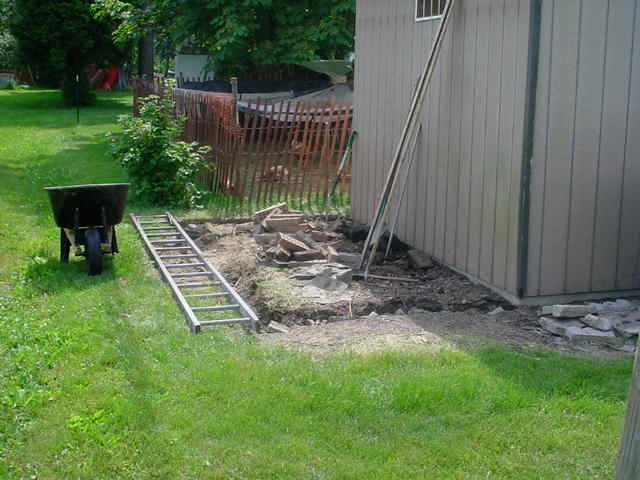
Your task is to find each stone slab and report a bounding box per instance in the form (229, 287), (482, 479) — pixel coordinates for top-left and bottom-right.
(552, 304), (594, 318)
(614, 322), (640, 339)
(581, 314), (613, 332)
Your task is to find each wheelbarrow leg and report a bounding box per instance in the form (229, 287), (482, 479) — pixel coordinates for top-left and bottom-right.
(111, 227), (119, 254)
(60, 228), (70, 263)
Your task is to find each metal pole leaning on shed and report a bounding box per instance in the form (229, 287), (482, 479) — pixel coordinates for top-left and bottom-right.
(359, 0), (457, 273)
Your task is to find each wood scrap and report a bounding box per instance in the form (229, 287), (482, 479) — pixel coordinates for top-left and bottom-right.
(352, 273), (421, 283)
(278, 233), (311, 253)
(253, 202), (288, 223)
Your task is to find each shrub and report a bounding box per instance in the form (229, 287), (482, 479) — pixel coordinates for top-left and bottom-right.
(108, 95), (211, 208)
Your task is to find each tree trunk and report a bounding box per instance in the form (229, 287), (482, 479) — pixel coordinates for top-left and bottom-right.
(138, 33), (155, 78)
(616, 340), (640, 479)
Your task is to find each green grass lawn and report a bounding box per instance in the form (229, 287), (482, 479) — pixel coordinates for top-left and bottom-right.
(0, 89), (633, 479)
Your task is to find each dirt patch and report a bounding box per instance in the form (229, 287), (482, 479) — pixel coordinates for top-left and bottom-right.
(181, 218), (630, 357)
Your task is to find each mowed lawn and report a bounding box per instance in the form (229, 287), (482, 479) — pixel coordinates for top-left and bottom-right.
(0, 89), (634, 479)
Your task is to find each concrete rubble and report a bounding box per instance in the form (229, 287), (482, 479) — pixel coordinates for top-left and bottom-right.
(538, 299), (640, 352)
(249, 203), (364, 290)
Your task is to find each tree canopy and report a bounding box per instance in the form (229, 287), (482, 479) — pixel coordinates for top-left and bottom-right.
(92, 0), (355, 77)
(10, 0), (123, 86)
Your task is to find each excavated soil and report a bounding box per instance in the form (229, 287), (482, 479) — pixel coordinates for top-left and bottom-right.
(181, 218), (627, 356)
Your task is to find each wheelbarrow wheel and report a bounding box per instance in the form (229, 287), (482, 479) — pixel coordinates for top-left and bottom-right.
(85, 228), (103, 276)
(60, 229), (70, 263)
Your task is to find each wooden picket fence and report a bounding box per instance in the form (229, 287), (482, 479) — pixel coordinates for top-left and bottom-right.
(133, 78), (353, 214)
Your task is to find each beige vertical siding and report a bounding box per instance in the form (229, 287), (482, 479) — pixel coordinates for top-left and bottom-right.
(353, 0), (531, 295)
(526, 0), (640, 296)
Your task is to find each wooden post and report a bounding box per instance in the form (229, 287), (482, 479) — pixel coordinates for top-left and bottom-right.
(616, 340), (640, 479)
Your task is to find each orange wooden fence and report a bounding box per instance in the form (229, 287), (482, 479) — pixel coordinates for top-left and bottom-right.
(133, 78), (353, 212)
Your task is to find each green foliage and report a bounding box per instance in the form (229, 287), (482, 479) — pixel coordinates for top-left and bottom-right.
(10, 0), (123, 87)
(109, 95), (210, 208)
(92, 0), (355, 76)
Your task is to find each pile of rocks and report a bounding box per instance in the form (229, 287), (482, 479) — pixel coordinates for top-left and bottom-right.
(538, 299), (640, 352)
(250, 203), (361, 268)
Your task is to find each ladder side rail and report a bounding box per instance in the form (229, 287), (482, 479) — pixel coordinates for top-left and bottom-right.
(130, 214), (202, 333)
(166, 212), (259, 330)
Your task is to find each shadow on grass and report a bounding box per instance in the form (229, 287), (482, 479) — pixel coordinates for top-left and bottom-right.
(21, 253), (119, 297)
(468, 345), (632, 403)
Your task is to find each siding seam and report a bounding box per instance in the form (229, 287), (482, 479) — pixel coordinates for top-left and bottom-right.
(563, 0), (583, 293)
(588, 0), (611, 292)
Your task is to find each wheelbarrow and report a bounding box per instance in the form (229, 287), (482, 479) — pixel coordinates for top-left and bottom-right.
(45, 183), (129, 275)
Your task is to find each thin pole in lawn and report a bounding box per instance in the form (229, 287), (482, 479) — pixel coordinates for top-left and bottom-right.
(75, 74), (80, 125)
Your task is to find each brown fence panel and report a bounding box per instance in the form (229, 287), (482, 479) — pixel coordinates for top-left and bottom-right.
(131, 78), (353, 214)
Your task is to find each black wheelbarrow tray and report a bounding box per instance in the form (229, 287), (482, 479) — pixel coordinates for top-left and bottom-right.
(45, 183), (130, 275)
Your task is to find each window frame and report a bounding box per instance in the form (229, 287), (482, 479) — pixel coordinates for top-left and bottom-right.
(415, 0), (445, 22)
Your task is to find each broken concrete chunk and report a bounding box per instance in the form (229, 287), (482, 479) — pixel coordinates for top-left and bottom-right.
(551, 304), (594, 318)
(623, 310), (640, 323)
(234, 222), (255, 233)
(614, 322), (640, 339)
(407, 249), (434, 270)
(293, 250), (326, 261)
(266, 321), (290, 334)
(541, 317), (624, 347)
(539, 317), (586, 336)
(278, 233), (311, 253)
(326, 246), (338, 263)
(581, 314), (613, 332)
(540, 306), (554, 316)
(488, 307), (504, 315)
(254, 233), (278, 245)
(264, 215), (304, 233)
(591, 299), (636, 314)
(569, 327), (623, 347)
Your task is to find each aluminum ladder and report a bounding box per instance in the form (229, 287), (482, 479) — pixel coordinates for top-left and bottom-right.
(130, 212), (258, 333)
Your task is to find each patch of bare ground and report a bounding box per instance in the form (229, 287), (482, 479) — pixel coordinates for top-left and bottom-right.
(181, 218), (626, 357)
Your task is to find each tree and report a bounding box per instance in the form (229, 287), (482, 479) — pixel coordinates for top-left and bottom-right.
(10, 0), (123, 102)
(92, 0), (355, 77)
(0, 0), (17, 71)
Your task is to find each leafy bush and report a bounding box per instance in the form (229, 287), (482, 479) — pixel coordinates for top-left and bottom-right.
(108, 95), (211, 208)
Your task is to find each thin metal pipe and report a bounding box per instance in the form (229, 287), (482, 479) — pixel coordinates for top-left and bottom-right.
(360, 0), (457, 273)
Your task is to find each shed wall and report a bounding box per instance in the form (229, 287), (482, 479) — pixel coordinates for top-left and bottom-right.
(353, 0), (531, 295)
(526, 0), (640, 297)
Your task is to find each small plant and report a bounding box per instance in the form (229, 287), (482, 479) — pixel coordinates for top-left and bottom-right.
(108, 95), (211, 208)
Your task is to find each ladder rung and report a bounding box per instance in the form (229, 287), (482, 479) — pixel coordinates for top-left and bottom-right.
(140, 221), (170, 225)
(159, 254), (198, 259)
(165, 262), (206, 268)
(192, 304), (240, 312)
(155, 247), (193, 251)
(176, 282), (219, 288)
(144, 226), (178, 231)
(137, 215), (169, 218)
(147, 233), (182, 237)
(150, 239), (188, 244)
(199, 318), (252, 326)
(184, 293), (228, 298)
(172, 272), (214, 278)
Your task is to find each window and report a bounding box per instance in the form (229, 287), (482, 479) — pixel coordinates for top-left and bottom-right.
(416, 0), (446, 21)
